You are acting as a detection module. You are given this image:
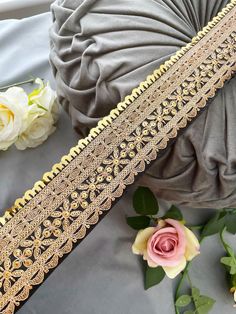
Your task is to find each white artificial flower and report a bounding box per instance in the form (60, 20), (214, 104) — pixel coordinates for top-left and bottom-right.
(0, 78), (59, 151)
(0, 87), (29, 150)
(28, 78), (59, 121)
(15, 104), (55, 150)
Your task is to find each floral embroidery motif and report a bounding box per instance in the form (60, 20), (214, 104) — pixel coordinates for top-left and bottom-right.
(126, 126), (152, 151)
(12, 248), (33, 268)
(103, 148), (129, 175)
(22, 227), (54, 259)
(51, 197), (81, 229)
(187, 69), (206, 90)
(0, 259), (23, 291)
(78, 176), (106, 201)
(200, 52), (225, 74)
(168, 87), (192, 110)
(148, 106), (172, 130)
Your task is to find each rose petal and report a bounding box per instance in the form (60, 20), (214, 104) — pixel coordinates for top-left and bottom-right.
(146, 256), (158, 268)
(132, 227), (155, 255)
(0, 87), (29, 150)
(152, 233), (178, 257)
(165, 219), (186, 255)
(163, 256), (186, 279)
(147, 219), (186, 266)
(4, 87), (28, 108)
(151, 226), (177, 236)
(184, 226), (200, 261)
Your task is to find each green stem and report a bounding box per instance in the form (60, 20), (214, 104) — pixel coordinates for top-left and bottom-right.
(174, 236), (204, 314)
(174, 262), (191, 314)
(0, 78), (35, 91)
(219, 227), (232, 256)
(186, 270), (193, 289)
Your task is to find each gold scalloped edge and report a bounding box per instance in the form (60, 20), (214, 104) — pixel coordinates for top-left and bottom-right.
(1, 0), (235, 227)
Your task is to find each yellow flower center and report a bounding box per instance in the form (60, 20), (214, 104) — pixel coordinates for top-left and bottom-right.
(34, 239), (41, 247)
(0, 104), (14, 130)
(113, 159), (120, 165)
(156, 116), (163, 122)
(62, 210), (70, 219)
(3, 271), (12, 280)
(89, 183), (96, 190)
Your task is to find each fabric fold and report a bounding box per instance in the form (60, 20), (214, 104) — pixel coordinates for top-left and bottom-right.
(50, 0), (236, 210)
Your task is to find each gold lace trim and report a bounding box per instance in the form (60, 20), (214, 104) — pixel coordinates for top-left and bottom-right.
(0, 1), (236, 313)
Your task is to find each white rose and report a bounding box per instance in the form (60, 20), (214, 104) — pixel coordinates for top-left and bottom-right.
(0, 87), (29, 150)
(28, 78), (59, 122)
(15, 104), (56, 150)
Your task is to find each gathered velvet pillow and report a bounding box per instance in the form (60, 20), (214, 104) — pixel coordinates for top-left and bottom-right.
(50, 0), (236, 208)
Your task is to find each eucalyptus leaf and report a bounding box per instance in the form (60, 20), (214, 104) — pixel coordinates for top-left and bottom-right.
(126, 216), (151, 230)
(192, 287), (200, 301)
(194, 295), (215, 314)
(133, 187), (159, 215)
(145, 266), (165, 290)
(201, 212), (227, 237)
(175, 295), (192, 307)
(163, 205), (183, 221)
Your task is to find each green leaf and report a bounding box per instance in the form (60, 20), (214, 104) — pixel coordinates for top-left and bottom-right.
(195, 295), (215, 314)
(126, 216), (151, 230)
(192, 287), (200, 301)
(201, 212), (227, 237)
(221, 256), (236, 275)
(175, 295), (192, 307)
(192, 287), (215, 314)
(184, 311), (195, 314)
(221, 256), (235, 267)
(162, 205), (183, 221)
(226, 212), (236, 234)
(133, 187), (159, 215)
(145, 266), (165, 290)
(230, 266), (236, 275)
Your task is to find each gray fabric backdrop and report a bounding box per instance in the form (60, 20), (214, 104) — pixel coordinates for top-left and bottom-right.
(50, 0), (236, 209)
(0, 5), (236, 314)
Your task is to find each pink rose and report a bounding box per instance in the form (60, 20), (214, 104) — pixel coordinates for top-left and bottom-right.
(132, 219), (200, 278)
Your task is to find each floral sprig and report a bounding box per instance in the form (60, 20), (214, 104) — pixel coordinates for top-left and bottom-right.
(127, 187), (236, 314)
(0, 78), (58, 151)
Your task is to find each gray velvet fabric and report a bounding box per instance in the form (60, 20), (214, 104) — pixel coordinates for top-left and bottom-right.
(50, 0), (236, 209)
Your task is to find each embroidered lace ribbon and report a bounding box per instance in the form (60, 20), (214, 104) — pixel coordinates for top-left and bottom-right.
(0, 1), (236, 313)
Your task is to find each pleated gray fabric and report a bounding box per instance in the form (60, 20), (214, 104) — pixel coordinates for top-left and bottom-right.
(49, 0), (236, 209)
